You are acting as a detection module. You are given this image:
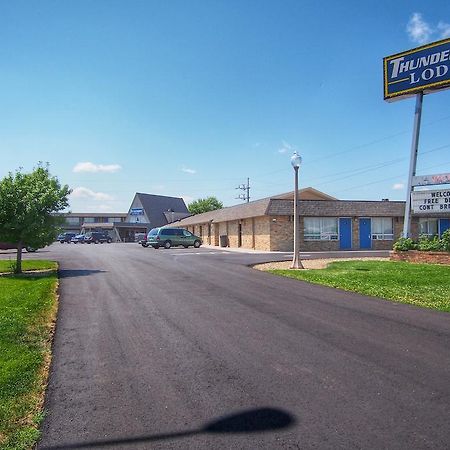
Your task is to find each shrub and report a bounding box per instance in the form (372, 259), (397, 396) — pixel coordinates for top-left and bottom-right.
(393, 237), (417, 251)
(441, 229), (450, 252)
(417, 235), (443, 251)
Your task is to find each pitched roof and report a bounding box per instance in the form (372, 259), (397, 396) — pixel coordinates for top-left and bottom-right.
(272, 188), (338, 201)
(136, 193), (189, 228)
(267, 199), (405, 216)
(175, 188), (337, 226)
(175, 196), (272, 226)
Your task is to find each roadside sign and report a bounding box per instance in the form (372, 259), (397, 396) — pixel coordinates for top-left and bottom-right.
(411, 188), (450, 213)
(384, 38), (450, 102)
(412, 173), (450, 186)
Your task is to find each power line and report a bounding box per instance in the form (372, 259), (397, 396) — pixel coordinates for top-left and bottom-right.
(252, 142), (450, 189)
(335, 160), (450, 195)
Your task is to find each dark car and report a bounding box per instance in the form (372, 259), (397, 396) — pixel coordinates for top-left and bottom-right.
(0, 242), (38, 252)
(57, 232), (76, 243)
(139, 236), (149, 247)
(71, 234), (86, 244)
(146, 227), (202, 249)
(84, 231), (112, 244)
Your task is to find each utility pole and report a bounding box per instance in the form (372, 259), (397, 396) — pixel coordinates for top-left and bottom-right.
(235, 178), (250, 202)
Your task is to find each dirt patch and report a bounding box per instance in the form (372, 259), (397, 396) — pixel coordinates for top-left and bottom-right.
(0, 269), (56, 278)
(253, 257), (388, 271)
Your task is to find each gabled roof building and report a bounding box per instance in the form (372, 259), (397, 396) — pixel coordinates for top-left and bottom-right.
(61, 193), (190, 242)
(113, 193), (190, 242)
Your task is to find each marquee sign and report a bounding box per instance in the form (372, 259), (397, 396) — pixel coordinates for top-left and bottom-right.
(411, 188), (450, 213)
(384, 38), (450, 101)
(412, 173), (450, 186)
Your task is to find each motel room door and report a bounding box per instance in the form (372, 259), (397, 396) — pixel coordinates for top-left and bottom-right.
(339, 218), (352, 250)
(359, 218), (372, 249)
(440, 219), (450, 236)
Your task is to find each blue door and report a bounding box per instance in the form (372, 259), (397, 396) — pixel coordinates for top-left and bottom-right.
(440, 219), (450, 236)
(339, 218), (352, 250)
(359, 218), (372, 249)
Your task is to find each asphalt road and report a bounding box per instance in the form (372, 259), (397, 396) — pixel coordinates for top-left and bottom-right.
(5, 243), (450, 449)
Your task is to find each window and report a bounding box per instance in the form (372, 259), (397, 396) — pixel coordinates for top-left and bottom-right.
(372, 218), (393, 240)
(183, 230), (192, 237)
(83, 217), (95, 223)
(304, 218), (338, 241)
(162, 229), (177, 236)
(65, 217), (80, 225)
(419, 218), (438, 237)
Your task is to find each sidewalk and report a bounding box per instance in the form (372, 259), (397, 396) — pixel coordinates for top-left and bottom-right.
(201, 244), (289, 254)
(201, 244), (390, 258)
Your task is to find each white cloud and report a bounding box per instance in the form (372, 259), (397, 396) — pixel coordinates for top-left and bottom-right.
(438, 21), (450, 38)
(181, 166), (196, 174)
(71, 187), (114, 201)
(393, 183), (405, 190)
(278, 140), (295, 154)
(406, 13), (450, 43)
(407, 13), (433, 44)
(97, 204), (115, 212)
(73, 162), (122, 173)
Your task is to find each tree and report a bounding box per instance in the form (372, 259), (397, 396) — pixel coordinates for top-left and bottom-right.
(0, 164), (71, 273)
(188, 196), (223, 215)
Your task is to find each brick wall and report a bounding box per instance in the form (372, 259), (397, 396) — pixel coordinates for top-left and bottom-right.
(211, 223), (219, 246)
(391, 250), (450, 265)
(241, 219), (254, 249)
(270, 216), (292, 251)
(254, 217), (271, 251)
(228, 221), (239, 248)
(180, 213), (443, 252)
(218, 222), (228, 244)
(352, 219), (359, 249)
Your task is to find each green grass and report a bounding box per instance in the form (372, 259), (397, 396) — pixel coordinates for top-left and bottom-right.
(269, 260), (450, 312)
(0, 260), (57, 274)
(0, 263), (58, 450)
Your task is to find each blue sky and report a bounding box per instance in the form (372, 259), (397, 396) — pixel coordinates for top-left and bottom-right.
(1, 0), (450, 212)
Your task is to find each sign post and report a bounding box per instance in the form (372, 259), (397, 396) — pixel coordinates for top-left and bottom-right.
(402, 92), (423, 237)
(384, 38), (450, 237)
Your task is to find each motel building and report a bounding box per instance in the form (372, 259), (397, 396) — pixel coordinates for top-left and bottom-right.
(59, 188), (450, 250)
(60, 193), (190, 242)
(174, 188), (450, 252)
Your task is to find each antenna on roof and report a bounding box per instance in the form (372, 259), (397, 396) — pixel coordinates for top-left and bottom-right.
(235, 178), (250, 202)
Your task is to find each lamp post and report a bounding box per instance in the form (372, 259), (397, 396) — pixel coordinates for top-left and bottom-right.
(291, 151), (303, 269)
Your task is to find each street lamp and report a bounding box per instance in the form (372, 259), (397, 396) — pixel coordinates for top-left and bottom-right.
(291, 151), (304, 269)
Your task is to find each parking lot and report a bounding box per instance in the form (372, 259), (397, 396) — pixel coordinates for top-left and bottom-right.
(2, 242), (448, 449)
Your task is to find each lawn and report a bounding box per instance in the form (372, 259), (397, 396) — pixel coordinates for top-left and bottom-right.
(0, 260), (57, 274)
(0, 261), (58, 450)
(269, 260), (450, 312)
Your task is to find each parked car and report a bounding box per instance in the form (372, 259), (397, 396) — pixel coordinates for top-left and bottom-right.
(84, 231), (112, 244)
(139, 236), (149, 248)
(0, 242), (38, 252)
(71, 234), (86, 244)
(146, 227), (202, 249)
(135, 232), (147, 243)
(57, 232), (76, 243)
